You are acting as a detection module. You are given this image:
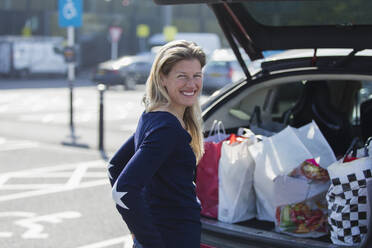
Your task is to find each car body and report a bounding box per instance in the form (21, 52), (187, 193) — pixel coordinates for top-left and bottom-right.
(202, 49), (282, 94)
(154, 0), (372, 247)
(92, 52), (154, 90)
(202, 48), (250, 94)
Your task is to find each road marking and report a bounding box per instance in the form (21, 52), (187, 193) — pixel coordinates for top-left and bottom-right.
(76, 234), (133, 248)
(66, 163), (89, 188)
(0, 212), (36, 238)
(0, 160), (109, 202)
(16, 211), (81, 239)
(0, 211), (81, 239)
(0, 138), (39, 152)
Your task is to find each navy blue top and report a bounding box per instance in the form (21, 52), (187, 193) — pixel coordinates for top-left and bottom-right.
(109, 111), (201, 248)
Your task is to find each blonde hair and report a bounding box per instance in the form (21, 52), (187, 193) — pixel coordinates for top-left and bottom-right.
(143, 40), (206, 162)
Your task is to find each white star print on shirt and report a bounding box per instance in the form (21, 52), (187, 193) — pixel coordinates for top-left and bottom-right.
(112, 180), (129, 210)
(107, 163), (114, 180)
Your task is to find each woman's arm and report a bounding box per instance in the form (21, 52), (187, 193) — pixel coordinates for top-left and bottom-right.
(112, 126), (181, 248)
(108, 134), (135, 187)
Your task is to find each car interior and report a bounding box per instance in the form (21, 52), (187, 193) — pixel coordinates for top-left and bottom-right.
(204, 75), (372, 159)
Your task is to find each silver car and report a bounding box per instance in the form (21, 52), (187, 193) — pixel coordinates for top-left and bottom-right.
(203, 48), (249, 94)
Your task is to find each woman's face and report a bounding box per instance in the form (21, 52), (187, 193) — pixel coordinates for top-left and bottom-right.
(161, 58), (202, 110)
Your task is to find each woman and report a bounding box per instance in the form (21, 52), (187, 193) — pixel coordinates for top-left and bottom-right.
(108, 40), (206, 248)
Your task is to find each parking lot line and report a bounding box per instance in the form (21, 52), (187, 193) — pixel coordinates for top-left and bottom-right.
(76, 234), (133, 248)
(0, 160), (109, 202)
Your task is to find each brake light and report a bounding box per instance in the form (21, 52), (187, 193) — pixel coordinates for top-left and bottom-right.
(200, 244), (216, 248)
(228, 67), (233, 79)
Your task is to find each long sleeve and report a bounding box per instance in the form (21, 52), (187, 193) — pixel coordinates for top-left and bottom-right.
(112, 126), (181, 248)
(108, 134), (135, 187)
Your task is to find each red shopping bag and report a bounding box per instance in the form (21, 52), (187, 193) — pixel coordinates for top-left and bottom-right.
(196, 140), (224, 218)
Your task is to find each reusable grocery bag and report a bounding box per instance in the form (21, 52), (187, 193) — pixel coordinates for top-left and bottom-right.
(196, 120), (229, 218)
(248, 121), (336, 222)
(218, 134), (256, 223)
(326, 138), (372, 246)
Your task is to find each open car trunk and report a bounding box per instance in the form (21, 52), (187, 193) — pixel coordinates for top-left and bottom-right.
(199, 75), (372, 248)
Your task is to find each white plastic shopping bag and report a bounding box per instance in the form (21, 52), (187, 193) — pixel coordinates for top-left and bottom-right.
(249, 121), (336, 222)
(218, 134), (256, 223)
(204, 120), (230, 143)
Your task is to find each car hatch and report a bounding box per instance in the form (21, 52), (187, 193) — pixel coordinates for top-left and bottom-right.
(154, 0), (372, 81)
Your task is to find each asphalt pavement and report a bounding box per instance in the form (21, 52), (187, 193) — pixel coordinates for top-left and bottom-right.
(0, 74), (143, 248)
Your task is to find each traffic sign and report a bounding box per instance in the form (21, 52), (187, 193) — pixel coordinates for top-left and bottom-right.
(163, 26), (177, 42)
(137, 24), (150, 38)
(109, 26), (123, 43)
(58, 0), (82, 27)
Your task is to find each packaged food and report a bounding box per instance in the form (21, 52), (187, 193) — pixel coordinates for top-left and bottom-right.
(289, 159), (330, 182)
(275, 195), (328, 236)
(274, 159), (330, 237)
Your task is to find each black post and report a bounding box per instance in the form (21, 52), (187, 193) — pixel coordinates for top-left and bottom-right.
(98, 84), (107, 160)
(69, 79), (75, 137)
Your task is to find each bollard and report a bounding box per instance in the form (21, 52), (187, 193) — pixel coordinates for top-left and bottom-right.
(97, 83), (107, 160)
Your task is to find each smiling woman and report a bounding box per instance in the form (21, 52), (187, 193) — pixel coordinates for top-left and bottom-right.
(160, 59), (203, 118)
(108, 40), (207, 248)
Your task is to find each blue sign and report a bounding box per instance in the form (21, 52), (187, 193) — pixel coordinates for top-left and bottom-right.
(58, 0), (82, 27)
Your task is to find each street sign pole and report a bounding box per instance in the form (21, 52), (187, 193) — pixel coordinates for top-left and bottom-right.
(59, 0), (88, 148)
(111, 41), (118, 60)
(137, 24), (150, 53)
(67, 26), (76, 141)
(109, 26), (122, 60)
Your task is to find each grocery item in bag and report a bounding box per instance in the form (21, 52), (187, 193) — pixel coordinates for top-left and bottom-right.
(275, 159), (330, 237)
(276, 194), (328, 236)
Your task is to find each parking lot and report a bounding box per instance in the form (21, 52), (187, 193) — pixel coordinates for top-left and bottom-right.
(0, 77), (144, 248)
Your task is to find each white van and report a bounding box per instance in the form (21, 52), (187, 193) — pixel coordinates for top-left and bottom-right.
(148, 32), (221, 57)
(0, 36), (67, 77)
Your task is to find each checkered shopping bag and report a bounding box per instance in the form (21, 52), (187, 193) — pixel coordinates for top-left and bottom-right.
(326, 138), (372, 245)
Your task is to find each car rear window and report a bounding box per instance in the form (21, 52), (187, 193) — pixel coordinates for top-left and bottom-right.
(243, 0), (372, 26)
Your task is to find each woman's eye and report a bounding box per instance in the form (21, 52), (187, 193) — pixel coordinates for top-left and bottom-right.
(178, 75), (187, 78)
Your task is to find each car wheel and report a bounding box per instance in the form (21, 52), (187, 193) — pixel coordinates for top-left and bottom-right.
(124, 76), (136, 91)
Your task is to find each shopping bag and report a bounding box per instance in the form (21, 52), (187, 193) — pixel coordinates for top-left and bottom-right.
(274, 159), (330, 237)
(196, 120), (229, 218)
(249, 121), (336, 222)
(326, 138), (372, 246)
(218, 134), (256, 223)
(204, 120), (230, 143)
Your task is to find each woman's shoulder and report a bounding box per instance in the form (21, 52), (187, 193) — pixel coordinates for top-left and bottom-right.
(139, 111), (180, 131)
(139, 111), (190, 141)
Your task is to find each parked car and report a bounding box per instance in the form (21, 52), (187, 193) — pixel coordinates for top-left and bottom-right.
(155, 0), (372, 247)
(92, 52), (154, 90)
(202, 48), (250, 94)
